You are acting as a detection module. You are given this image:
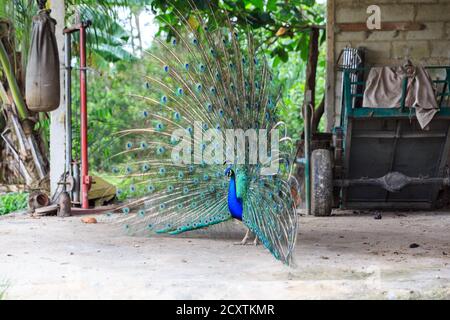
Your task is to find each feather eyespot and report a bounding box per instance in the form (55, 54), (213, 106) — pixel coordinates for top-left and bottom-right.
(155, 122), (164, 131)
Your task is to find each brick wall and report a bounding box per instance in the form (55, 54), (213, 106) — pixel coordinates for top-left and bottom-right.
(326, 0), (450, 130)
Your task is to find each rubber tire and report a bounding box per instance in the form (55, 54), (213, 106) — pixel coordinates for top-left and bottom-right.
(311, 149), (333, 217)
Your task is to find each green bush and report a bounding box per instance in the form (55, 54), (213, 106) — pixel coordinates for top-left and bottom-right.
(0, 193), (28, 215)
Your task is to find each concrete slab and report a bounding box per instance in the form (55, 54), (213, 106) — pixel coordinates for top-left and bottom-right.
(0, 210), (449, 299)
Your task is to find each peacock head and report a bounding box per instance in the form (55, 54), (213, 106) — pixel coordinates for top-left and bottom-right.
(224, 164), (235, 178)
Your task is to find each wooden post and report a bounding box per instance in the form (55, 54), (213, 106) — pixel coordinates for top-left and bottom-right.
(304, 27), (320, 114)
(325, 0), (336, 132)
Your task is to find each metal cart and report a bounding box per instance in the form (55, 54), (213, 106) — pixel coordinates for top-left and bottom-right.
(309, 65), (450, 216)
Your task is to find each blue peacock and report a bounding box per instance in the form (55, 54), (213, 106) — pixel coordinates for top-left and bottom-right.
(104, 0), (299, 265)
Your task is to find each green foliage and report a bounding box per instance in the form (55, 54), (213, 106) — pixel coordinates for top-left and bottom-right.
(276, 43), (327, 141)
(2, 0), (327, 184)
(0, 0), (36, 70)
(70, 43), (165, 172)
(63, 1), (327, 178)
(147, 0), (327, 140)
(0, 0), (152, 70)
(66, 2), (145, 68)
(150, 0), (326, 64)
(0, 193), (28, 215)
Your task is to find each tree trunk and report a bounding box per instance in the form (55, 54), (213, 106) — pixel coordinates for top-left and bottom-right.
(302, 27), (320, 113)
(134, 10), (143, 54)
(312, 95), (325, 133)
(298, 27), (321, 141)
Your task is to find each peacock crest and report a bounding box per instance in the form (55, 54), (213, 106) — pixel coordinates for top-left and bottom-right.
(103, 0), (300, 265)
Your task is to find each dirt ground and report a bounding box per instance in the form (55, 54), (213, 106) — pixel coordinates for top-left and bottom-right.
(0, 209), (449, 300)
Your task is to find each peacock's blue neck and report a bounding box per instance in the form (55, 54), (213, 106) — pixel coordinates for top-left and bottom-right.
(227, 176), (243, 220)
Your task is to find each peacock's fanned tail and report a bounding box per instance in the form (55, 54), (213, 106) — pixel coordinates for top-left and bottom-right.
(103, 0), (300, 265)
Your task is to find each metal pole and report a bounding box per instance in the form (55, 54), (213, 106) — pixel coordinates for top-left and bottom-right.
(304, 90), (312, 215)
(72, 161), (80, 204)
(64, 33), (72, 180)
(80, 24), (90, 209)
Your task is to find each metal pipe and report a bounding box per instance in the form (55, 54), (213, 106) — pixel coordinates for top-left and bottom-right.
(304, 90), (312, 215)
(64, 32), (72, 181)
(79, 24), (90, 209)
(334, 173), (450, 195)
(72, 161), (80, 204)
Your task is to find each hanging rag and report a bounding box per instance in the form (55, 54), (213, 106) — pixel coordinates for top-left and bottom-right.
(363, 64), (438, 129)
(25, 9), (60, 112)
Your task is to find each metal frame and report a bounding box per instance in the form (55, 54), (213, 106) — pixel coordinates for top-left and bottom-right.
(333, 66), (450, 209)
(63, 21), (92, 209)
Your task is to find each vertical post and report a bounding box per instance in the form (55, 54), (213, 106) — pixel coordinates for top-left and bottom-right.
(79, 24), (90, 209)
(325, 0), (336, 132)
(304, 90), (312, 215)
(49, 0), (66, 196)
(400, 77), (408, 112)
(64, 33), (72, 179)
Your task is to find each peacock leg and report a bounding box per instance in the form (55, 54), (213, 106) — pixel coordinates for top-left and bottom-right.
(253, 235), (259, 246)
(234, 228), (251, 245)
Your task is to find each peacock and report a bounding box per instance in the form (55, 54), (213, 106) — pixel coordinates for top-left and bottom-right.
(103, 0), (300, 265)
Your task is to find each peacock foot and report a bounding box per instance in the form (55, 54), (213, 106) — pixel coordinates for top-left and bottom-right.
(234, 229), (251, 245)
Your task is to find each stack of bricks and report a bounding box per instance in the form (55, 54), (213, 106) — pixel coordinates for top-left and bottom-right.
(326, 0), (450, 130)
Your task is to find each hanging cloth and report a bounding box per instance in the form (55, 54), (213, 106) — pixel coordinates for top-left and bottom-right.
(363, 65), (438, 129)
(25, 9), (60, 112)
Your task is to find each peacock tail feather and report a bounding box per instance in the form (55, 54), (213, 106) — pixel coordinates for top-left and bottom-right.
(102, 0), (300, 265)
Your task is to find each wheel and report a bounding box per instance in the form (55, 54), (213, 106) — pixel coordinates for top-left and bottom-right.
(311, 149), (333, 216)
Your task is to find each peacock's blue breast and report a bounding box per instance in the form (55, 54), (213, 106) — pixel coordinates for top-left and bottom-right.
(227, 177), (243, 220)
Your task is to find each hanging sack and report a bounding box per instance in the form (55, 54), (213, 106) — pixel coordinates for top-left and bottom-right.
(25, 9), (60, 112)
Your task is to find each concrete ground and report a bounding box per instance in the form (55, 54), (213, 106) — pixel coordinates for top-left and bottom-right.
(0, 210), (449, 300)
